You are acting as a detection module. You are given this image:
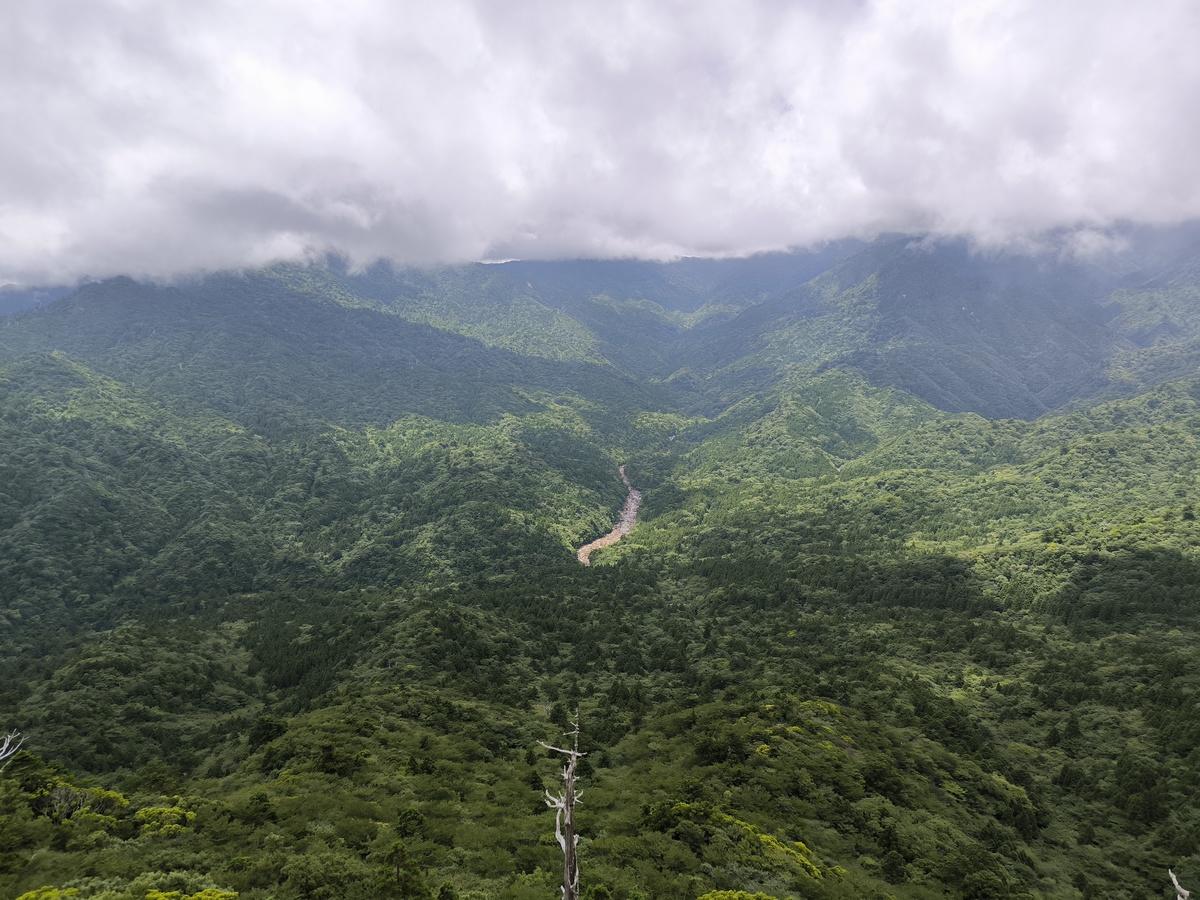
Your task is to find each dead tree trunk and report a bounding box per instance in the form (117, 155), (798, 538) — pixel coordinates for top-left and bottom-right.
(0, 730), (24, 771)
(1171, 869), (1191, 900)
(540, 713), (584, 900)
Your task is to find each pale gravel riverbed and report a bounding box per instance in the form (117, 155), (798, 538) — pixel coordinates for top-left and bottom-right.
(575, 465), (641, 565)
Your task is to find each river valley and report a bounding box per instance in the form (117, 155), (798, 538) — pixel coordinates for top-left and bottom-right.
(575, 465), (641, 565)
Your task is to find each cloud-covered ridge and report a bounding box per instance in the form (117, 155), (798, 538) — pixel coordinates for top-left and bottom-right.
(3, 0), (1199, 282)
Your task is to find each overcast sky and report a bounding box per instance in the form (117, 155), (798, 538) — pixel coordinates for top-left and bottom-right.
(2, 0), (1198, 282)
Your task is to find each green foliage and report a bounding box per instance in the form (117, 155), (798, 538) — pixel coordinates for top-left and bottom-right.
(5, 243), (1200, 897)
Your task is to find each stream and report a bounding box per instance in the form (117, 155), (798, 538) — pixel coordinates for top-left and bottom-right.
(575, 465), (642, 566)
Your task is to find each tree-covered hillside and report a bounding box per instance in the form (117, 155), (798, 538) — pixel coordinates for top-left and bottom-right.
(2, 234), (1200, 899)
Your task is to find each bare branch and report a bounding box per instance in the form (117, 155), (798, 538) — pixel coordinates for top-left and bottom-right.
(47, 784), (87, 823)
(0, 730), (24, 771)
(538, 741), (586, 758)
(1171, 869), (1191, 900)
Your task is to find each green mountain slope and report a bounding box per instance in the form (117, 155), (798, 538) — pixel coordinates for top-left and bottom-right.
(677, 237), (1123, 418)
(0, 273), (665, 436)
(3, 234), (1200, 898)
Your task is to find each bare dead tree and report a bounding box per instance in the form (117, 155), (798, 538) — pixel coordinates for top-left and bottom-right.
(540, 712), (585, 900)
(0, 730), (24, 771)
(1171, 869), (1191, 900)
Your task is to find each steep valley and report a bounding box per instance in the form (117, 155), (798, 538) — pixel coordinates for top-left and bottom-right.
(2, 232), (1200, 899)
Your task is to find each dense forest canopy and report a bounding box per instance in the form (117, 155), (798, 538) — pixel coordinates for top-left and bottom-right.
(3, 231), (1200, 898)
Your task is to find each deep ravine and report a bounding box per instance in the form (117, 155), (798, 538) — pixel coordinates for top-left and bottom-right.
(575, 464), (641, 565)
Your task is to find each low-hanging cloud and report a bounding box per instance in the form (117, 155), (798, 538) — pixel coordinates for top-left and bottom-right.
(2, 0), (1199, 283)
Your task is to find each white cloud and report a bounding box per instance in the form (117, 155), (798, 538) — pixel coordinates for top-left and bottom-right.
(1, 0), (1198, 281)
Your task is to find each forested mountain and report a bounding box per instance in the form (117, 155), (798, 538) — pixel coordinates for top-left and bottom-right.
(3, 230), (1200, 899)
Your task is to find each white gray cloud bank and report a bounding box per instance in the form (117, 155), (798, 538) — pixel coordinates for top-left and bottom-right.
(2, 0), (1199, 282)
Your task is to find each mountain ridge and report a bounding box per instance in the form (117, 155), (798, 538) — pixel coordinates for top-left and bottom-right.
(3, 225), (1200, 898)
